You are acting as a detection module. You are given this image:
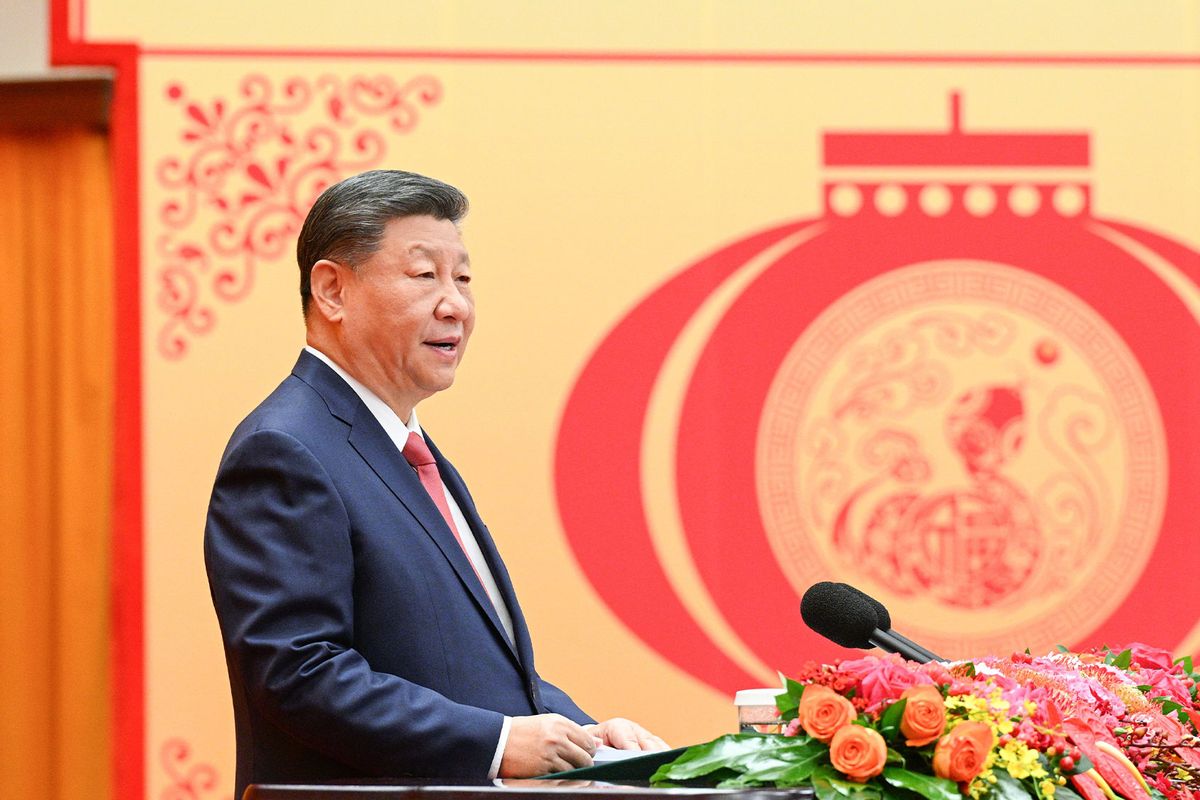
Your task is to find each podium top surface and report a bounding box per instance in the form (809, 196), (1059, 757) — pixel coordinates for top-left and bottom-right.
(245, 781), (814, 800)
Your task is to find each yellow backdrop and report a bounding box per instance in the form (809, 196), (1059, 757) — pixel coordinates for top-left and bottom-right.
(50, 2), (1200, 797)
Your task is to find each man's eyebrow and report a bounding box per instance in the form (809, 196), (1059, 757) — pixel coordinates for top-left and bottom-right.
(408, 242), (470, 265)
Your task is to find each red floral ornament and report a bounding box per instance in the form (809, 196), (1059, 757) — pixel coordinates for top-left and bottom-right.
(153, 73), (443, 360)
(159, 737), (225, 800)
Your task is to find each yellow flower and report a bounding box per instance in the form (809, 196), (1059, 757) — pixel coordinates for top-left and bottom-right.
(996, 739), (1047, 780)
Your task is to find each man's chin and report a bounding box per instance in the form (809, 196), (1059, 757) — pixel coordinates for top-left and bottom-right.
(418, 372), (459, 396)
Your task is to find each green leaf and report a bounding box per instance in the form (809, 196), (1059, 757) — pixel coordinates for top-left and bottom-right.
(880, 699), (908, 742)
(1147, 696), (1184, 715)
(651, 767), (745, 788)
(961, 662), (976, 678)
(881, 781), (920, 800)
(1056, 644), (1071, 653)
(651, 734), (785, 781)
(651, 733), (830, 785)
(844, 783), (882, 800)
(1107, 649), (1132, 670)
(992, 770), (1037, 800)
(1053, 785), (1086, 800)
(811, 776), (841, 800)
(811, 764), (882, 799)
(778, 678), (806, 719)
(747, 751), (827, 787)
(811, 765), (843, 800)
(731, 741), (828, 786)
(704, 768), (745, 786)
(881, 767), (960, 800)
(1175, 655), (1193, 673)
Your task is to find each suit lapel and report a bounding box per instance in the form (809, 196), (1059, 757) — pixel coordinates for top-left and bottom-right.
(428, 435), (536, 670)
(292, 351), (519, 664)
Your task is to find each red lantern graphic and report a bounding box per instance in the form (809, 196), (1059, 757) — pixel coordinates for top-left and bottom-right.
(555, 93), (1200, 696)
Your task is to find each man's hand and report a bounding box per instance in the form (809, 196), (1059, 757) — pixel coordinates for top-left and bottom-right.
(585, 717), (670, 752)
(498, 714), (597, 777)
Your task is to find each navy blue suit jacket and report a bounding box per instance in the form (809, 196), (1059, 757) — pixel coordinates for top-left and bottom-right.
(204, 351), (591, 799)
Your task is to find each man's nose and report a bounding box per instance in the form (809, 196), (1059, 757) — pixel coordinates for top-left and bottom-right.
(436, 281), (471, 319)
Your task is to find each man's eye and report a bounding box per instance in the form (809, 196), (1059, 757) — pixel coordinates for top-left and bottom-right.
(456, 275), (472, 284)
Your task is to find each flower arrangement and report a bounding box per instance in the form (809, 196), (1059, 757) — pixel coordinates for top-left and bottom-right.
(651, 644), (1200, 800)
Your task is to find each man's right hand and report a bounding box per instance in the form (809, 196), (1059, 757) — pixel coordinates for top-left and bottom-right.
(498, 714), (597, 777)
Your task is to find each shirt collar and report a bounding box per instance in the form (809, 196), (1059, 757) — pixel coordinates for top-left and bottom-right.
(304, 345), (421, 445)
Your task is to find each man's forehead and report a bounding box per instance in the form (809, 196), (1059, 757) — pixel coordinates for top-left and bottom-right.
(408, 241), (469, 262)
(382, 215), (470, 263)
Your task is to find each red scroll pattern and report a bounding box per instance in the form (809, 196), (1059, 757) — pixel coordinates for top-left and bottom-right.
(154, 73), (443, 359)
(159, 738), (230, 800)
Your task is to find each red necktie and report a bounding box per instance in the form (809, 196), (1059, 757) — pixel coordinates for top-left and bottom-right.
(402, 431), (484, 586)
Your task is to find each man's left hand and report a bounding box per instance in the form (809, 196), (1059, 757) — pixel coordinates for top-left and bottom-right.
(584, 718), (669, 752)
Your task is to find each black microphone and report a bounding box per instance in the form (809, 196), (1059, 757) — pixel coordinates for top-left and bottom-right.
(800, 581), (944, 664)
(840, 583), (943, 664)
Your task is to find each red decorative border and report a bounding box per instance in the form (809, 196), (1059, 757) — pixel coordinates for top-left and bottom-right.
(46, 0), (1200, 796)
(146, 47), (1200, 65)
(49, 4), (142, 800)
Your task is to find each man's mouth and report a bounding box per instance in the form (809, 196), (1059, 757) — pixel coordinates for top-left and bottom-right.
(425, 337), (460, 352)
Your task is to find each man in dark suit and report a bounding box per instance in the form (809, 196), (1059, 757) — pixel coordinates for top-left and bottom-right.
(204, 170), (665, 798)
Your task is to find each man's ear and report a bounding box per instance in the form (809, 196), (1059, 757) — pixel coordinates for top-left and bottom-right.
(309, 259), (349, 322)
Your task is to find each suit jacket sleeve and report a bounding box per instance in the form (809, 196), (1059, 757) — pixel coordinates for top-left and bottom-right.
(205, 427), (505, 778)
(536, 678), (593, 724)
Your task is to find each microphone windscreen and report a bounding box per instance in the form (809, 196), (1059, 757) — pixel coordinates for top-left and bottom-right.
(842, 583), (891, 630)
(800, 581), (878, 648)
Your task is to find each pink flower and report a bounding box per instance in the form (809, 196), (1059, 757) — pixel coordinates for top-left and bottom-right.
(1140, 668), (1192, 706)
(838, 654), (935, 714)
(1127, 643), (1175, 672)
(916, 660), (956, 686)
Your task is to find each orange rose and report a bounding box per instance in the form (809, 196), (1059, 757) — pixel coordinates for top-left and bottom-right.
(829, 724), (888, 782)
(899, 685), (946, 747)
(797, 684), (858, 742)
(933, 721), (995, 785)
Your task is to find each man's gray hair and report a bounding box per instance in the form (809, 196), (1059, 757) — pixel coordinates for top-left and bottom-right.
(296, 169), (469, 316)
